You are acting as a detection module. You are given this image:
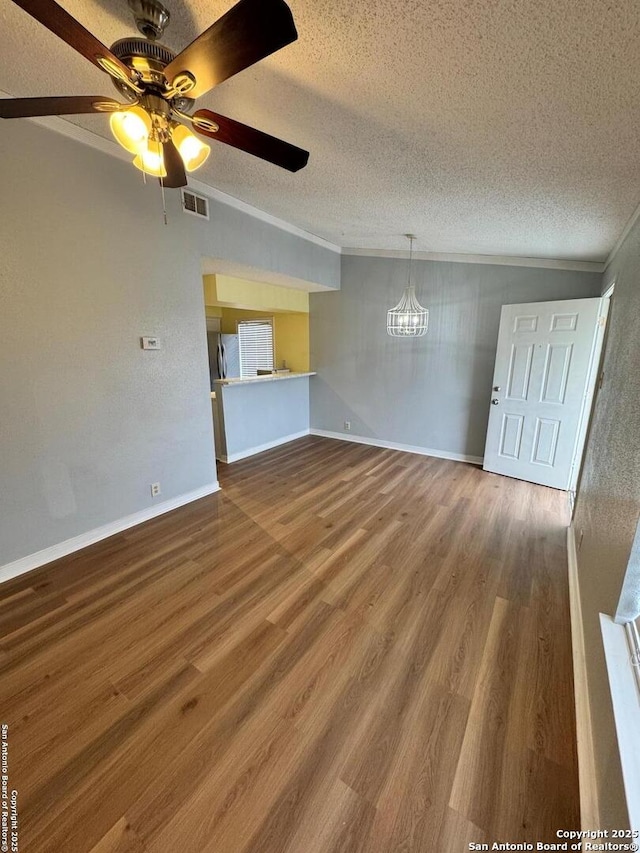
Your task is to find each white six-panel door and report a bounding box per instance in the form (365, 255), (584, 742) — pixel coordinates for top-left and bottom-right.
(483, 298), (604, 490)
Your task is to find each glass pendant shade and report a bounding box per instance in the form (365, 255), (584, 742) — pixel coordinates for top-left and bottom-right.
(132, 138), (166, 178)
(110, 106), (151, 154)
(386, 235), (429, 337)
(172, 124), (211, 172)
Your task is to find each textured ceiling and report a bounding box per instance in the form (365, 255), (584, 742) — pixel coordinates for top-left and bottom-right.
(2, 0), (640, 260)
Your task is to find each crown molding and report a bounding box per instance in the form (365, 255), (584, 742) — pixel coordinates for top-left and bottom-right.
(604, 199), (640, 271)
(27, 109), (132, 163)
(185, 177), (340, 252)
(341, 247), (605, 273)
(0, 94), (621, 271)
(0, 96), (341, 254)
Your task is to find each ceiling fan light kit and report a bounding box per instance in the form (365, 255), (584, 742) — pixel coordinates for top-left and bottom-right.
(133, 137), (166, 177)
(108, 92), (211, 178)
(109, 105), (151, 153)
(387, 235), (429, 338)
(0, 0), (310, 188)
(172, 124), (210, 171)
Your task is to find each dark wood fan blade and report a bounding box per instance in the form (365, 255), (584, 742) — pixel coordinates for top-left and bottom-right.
(161, 139), (187, 188)
(165, 0), (298, 100)
(192, 109), (309, 172)
(9, 0), (136, 86)
(0, 95), (123, 118)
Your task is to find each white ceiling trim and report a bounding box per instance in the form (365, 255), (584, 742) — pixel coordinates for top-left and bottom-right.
(4, 1), (640, 263)
(604, 199), (640, 271)
(342, 247), (605, 273)
(0, 93), (340, 254)
(0, 93), (611, 273)
(28, 110), (131, 163)
(186, 176), (340, 253)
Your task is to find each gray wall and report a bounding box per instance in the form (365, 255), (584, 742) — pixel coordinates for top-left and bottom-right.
(310, 255), (602, 458)
(573, 216), (640, 828)
(217, 377), (310, 460)
(204, 198), (340, 291)
(0, 120), (338, 568)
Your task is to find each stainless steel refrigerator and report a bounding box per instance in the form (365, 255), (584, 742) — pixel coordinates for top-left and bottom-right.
(207, 332), (241, 388)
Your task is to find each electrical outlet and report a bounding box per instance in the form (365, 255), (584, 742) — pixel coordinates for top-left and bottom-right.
(150, 482), (161, 498)
(344, 421), (351, 431)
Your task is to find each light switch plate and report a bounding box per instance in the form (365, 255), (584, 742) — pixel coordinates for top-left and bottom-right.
(141, 336), (161, 350)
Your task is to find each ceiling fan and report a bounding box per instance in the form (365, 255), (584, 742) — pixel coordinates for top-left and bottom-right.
(0, 0), (310, 187)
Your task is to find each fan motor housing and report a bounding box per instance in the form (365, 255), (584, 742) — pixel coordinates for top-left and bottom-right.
(109, 38), (193, 111)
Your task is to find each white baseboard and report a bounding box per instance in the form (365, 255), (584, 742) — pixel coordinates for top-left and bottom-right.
(219, 430), (310, 463)
(0, 482), (220, 586)
(309, 428), (484, 466)
(567, 524), (600, 829)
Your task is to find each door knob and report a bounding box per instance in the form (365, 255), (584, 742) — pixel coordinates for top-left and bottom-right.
(493, 385), (501, 391)
(491, 398), (500, 405)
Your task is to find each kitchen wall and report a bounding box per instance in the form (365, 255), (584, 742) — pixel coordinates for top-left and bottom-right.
(218, 309), (310, 372)
(205, 274), (310, 312)
(219, 308), (273, 334)
(274, 313), (310, 372)
(205, 273), (312, 373)
(573, 215), (640, 828)
(0, 119), (338, 571)
(310, 254), (602, 458)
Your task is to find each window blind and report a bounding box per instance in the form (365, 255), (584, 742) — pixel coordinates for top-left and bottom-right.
(237, 320), (274, 378)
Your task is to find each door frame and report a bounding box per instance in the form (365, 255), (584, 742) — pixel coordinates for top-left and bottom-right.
(569, 283), (615, 503)
(567, 294), (611, 492)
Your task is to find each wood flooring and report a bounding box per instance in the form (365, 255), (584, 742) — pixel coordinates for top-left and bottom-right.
(0, 436), (579, 852)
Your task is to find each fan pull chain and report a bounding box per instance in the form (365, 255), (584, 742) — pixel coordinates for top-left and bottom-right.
(159, 178), (168, 226)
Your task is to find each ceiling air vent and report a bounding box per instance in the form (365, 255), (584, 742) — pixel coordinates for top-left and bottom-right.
(181, 189), (209, 221)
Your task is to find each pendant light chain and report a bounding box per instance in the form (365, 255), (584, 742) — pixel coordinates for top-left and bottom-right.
(407, 234), (414, 291)
(386, 234), (429, 338)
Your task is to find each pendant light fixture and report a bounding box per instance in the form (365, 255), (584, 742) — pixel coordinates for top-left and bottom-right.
(386, 234), (429, 337)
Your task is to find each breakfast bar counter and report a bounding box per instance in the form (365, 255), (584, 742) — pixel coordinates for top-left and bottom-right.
(212, 372), (315, 463)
